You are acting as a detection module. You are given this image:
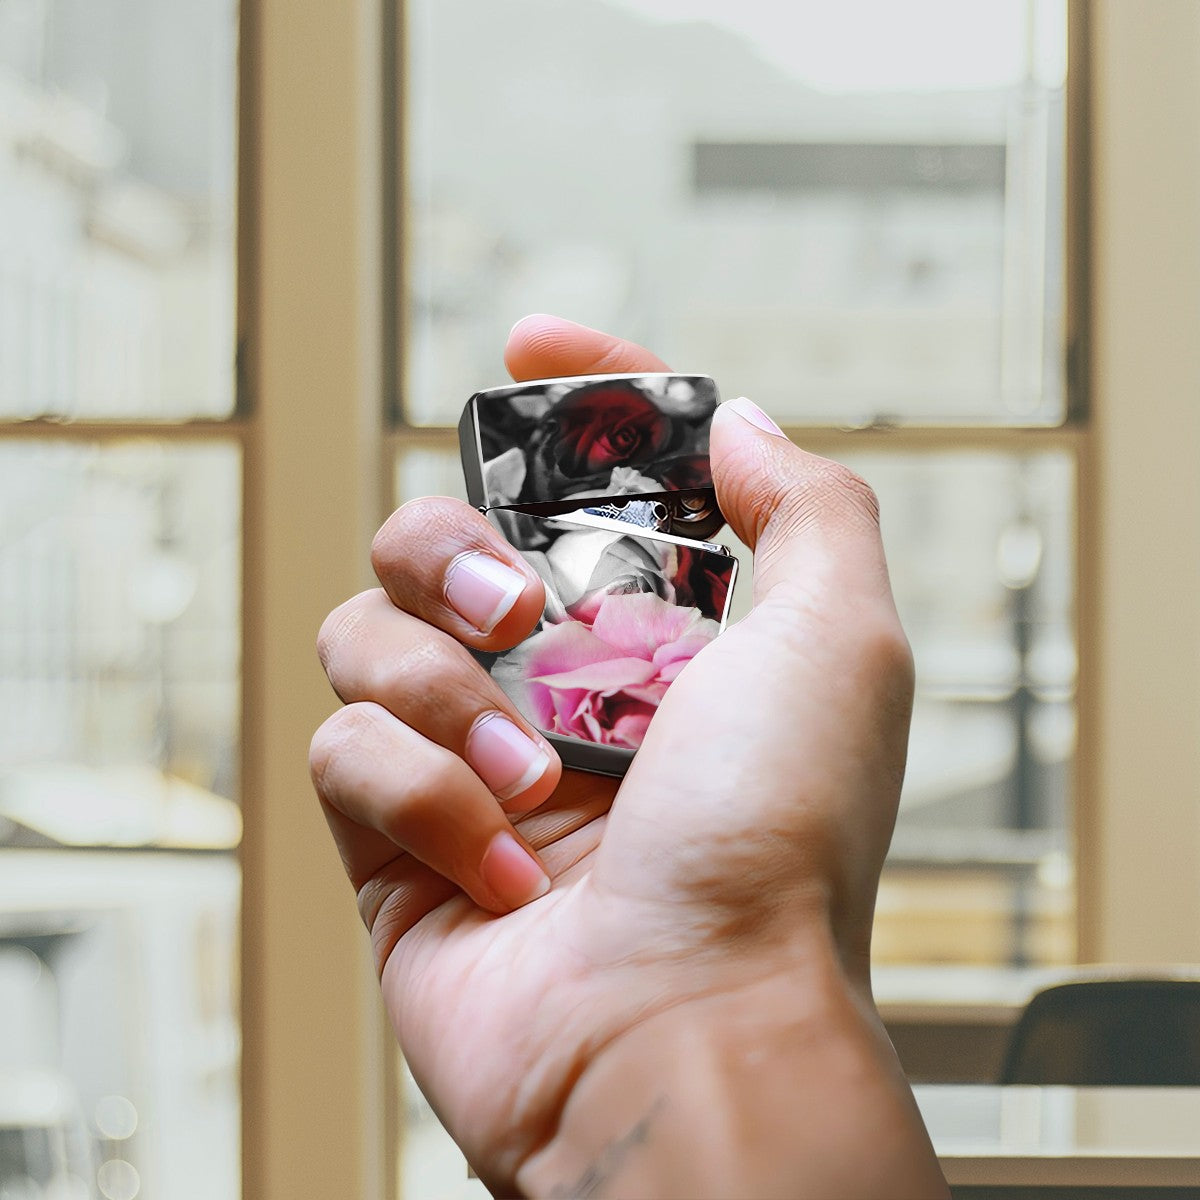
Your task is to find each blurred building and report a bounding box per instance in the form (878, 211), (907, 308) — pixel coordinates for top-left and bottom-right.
(1, 2), (240, 1197)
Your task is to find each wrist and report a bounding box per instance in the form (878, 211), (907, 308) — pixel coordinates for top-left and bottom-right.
(517, 938), (946, 1199)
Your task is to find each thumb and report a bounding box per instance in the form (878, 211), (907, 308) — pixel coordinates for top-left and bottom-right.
(710, 397), (892, 607)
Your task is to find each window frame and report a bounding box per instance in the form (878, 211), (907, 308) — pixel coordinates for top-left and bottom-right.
(1074, 0), (1200, 964)
(238, 1), (398, 1198)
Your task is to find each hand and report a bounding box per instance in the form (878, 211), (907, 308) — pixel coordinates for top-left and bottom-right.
(310, 315), (948, 1198)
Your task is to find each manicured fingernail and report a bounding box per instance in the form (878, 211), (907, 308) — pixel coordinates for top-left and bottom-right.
(444, 551), (525, 634)
(480, 831), (551, 909)
(467, 713), (551, 802)
(723, 396), (786, 438)
(509, 313), (546, 336)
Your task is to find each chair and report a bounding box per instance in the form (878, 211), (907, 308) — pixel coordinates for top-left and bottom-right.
(999, 978), (1200, 1085)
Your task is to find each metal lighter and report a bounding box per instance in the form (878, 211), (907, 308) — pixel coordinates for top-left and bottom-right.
(459, 372), (738, 777)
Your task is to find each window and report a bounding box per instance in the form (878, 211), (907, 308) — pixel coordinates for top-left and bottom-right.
(398, 0), (1075, 971)
(0, 1), (240, 1197)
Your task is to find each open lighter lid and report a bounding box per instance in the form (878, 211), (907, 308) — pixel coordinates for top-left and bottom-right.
(459, 373), (719, 515)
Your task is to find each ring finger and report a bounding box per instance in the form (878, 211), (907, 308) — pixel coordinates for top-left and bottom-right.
(318, 587), (562, 813)
(310, 701), (552, 917)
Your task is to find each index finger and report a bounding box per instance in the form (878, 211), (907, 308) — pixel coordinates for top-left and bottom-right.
(504, 314), (671, 381)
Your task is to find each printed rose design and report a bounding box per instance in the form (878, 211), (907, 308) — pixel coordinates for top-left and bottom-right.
(656, 453), (711, 493)
(523, 591), (718, 748)
(521, 529), (674, 623)
(670, 544), (732, 618)
(476, 376), (718, 508)
(546, 384), (672, 477)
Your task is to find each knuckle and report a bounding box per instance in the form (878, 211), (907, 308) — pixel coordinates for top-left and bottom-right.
(316, 590), (378, 671)
(833, 463), (881, 525)
(715, 441), (880, 545)
(308, 703), (384, 795)
(370, 496), (471, 577)
(804, 459), (881, 529)
(754, 459), (880, 556)
(377, 751), (460, 839)
(370, 506), (409, 573)
(859, 609), (916, 697)
(369, 628), (465, 705)
(369, 520), (401, 581)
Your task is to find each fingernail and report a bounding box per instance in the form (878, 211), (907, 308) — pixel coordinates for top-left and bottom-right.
(480, 831), (551, 909)
(467, 713), (551, 802)
(444, 551), (525, 634)
(509, 313), (547, 336)
(723, 396), (786, 438)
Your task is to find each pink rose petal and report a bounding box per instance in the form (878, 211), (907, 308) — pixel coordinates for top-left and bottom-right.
(524, 620), (619, 676)
(529, 655), (658, 693)
(552, 687), (588, 728)
(517, 588), (720, 747)
(613, 680), (669, 706)
(567, 589), (605, 625)
(589, 591), (703, 659)
(529, 679), (579, 729)
(609, 708), (654, 748)
(655, 659), (690, 684)
(652, 628), (718, 670)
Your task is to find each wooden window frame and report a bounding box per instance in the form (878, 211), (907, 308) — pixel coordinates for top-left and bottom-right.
(238, 0), (397, 1197)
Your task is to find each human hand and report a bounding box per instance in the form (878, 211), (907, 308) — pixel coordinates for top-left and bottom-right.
(310, 316), (947, 1198)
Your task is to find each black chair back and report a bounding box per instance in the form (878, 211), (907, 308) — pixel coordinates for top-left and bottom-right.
(1000, 979), (1200, 1085)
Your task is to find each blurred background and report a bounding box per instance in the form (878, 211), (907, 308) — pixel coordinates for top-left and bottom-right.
(1, 0), (239, 1197)
(1, 0), (1198, 1197)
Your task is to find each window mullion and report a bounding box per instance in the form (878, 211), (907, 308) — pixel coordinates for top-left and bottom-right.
(0, 421), (252, 443)
(239, 1), (394, 1198)
(1078, 0), (1200, 963)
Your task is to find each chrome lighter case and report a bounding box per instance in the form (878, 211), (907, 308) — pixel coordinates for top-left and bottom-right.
(459, 373), (738, 777)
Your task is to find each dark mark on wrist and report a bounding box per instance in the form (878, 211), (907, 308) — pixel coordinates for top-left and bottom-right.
(546, 1094), (668, 1199)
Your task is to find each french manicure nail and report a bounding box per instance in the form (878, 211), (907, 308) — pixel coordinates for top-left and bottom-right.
(723, 396), (786, 438)
(480, 831), (551, 909)
(444, 551), (525, 634)
(467, 713), (551, 802)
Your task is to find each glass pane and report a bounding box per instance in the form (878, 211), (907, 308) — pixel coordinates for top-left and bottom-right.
(852, 451), (1075, 967)
(0, 440), (241, 1198)
(401, 1063), (488, 1200)
(0, 0), (237, 418)
(396, 441), (1075, 969)
(403, 0), (1066, 427)
(395, 442), (466, 506)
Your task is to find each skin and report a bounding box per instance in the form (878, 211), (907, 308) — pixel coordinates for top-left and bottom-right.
(310, 314), (949, 1198)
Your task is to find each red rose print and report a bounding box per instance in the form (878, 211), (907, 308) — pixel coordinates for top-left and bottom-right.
(656, 454), (712, 493)
(671, 545), (732, 617)
(548, 384), (672, 477)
